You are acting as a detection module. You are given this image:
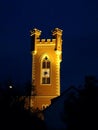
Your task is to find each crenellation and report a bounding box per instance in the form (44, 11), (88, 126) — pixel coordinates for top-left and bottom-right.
(36, 39), (40, 42)
(36, 38), (55, 44)
(46, 39), (51, 42)
(52, 39), (56, 42)
(41, 39), (46, 42)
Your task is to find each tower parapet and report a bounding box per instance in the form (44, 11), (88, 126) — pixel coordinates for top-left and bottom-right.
(30, 28), (62, 51)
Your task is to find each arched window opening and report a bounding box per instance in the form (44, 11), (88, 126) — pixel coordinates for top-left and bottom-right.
(41, 56), (51, 84)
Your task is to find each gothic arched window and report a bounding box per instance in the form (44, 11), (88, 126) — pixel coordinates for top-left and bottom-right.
(41, 56), (50, 84)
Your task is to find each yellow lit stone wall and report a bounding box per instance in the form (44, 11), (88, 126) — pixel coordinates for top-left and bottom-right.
(30, 28), (63, 110)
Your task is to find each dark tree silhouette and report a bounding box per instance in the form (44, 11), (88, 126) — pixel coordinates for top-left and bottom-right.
(63, 76), (98, 130)
(0, 83), (47, 130)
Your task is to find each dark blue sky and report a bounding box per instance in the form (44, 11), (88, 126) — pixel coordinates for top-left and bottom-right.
(0, 0), (98, 92)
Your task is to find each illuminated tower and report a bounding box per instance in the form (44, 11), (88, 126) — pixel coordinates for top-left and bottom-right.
(30, 28), (63, 111)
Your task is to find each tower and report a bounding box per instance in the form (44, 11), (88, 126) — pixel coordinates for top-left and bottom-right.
(30, 28), (63, 111)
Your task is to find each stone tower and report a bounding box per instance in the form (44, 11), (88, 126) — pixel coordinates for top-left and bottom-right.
(30, 28), (63, 111)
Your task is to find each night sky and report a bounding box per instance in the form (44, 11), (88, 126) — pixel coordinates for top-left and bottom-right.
(0, 0), (98, 92)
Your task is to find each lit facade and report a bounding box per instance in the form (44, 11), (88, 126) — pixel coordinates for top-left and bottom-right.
(30, 28), (63, 111)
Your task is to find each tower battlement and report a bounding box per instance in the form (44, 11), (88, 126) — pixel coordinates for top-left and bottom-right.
(35, 39), (56, 44)
(30, 28), (63, 51)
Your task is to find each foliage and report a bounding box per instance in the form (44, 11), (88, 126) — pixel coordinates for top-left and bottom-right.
(63, 76), (98, 130)
(0, 84), (47, 130)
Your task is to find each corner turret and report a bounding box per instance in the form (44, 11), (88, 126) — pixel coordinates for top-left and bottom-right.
(30, 28), (41, 51)
(52, 28), (63, 51)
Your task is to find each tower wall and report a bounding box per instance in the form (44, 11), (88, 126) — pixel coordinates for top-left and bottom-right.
(30, 28), (63, 111)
